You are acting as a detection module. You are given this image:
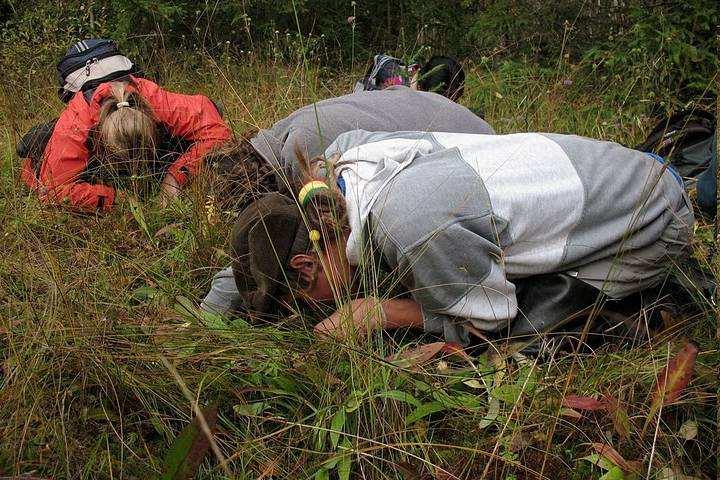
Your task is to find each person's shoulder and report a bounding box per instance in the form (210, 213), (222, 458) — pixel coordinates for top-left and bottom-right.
(132, 76), (162, 95)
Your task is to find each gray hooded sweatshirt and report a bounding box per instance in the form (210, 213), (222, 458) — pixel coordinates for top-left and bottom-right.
(328, 130), (693, 344)
(249, 85), (494, 177)
(202, 89), (494, 315)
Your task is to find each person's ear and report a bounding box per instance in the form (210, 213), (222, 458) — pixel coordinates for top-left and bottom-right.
(289, 253), (318, 290)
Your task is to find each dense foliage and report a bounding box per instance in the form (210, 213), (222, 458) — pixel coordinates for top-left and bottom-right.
(1, 0), (717, 105)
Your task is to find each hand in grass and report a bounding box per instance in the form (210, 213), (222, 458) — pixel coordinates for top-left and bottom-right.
(314, 297), (385, 340)
(314, 297), (424, 340)
(159, 173), (181, 207)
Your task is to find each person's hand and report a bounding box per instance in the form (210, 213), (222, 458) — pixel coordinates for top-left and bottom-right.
(159, 173), (181, 207)
(314, 297), (386, 340)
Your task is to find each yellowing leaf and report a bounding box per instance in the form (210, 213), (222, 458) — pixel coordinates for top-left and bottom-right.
(463, 379), (483, 389)
(678, 420), (698, 441)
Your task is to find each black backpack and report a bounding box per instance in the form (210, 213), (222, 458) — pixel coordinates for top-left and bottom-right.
(636, 109), (716, 179)
(57, 39), (139, 103)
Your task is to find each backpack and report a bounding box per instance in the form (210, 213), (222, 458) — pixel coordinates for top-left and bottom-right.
(636, 109), (716, 179)
(57, 39), (138, 103)
(353, 54), (413, 93)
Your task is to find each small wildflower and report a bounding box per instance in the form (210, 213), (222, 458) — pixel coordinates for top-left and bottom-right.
(347, 16), (355, 24)
(562, 79), (573, 86)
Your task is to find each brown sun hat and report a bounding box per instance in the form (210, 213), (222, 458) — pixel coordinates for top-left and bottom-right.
(230, 193), (310, 314)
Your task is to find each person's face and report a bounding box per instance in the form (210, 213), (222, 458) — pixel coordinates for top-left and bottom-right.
(289, 240), (355, 302)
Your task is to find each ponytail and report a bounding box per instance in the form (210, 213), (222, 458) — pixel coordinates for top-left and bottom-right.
(96, 81), (158, 192)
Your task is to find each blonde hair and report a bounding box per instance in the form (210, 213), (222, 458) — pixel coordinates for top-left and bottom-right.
(96, 81), (158, 190)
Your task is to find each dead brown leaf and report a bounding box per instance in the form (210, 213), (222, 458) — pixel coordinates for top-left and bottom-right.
(386, 342), (446, 368)
(591, 442), (640, 474)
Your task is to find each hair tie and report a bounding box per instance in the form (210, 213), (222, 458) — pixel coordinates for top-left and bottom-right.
(116, 101), (130, 108)
(298, 180), (329, 207)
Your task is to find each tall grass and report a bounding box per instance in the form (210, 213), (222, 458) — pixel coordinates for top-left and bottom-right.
(0, 52), (717, 479)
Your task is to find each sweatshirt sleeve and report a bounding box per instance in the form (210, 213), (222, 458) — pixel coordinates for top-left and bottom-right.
(38, 91), (116, 210)
(378, 215), (518, 346)
(138, 78), (232, 185)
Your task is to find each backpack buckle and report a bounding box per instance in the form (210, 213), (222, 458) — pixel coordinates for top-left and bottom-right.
(85, 57), (99, 76)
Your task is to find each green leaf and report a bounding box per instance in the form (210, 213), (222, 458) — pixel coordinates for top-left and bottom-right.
(173, 296), (197, 319)
(344, 389), (365, 412)
(405, 401), (446, 426)
(599, 466), (625, 480)
(233, 402), (266, 416)
(159, 406), (217, 480)
(132, 286), (160, 301)
(337, 440), (352, 480)
(330, 407), (346, 449)
(128, 196), (152, 240)
(314, 468), (330, 480)
(374, 390), (421, 407)
(492, 384), (522, 404)
(199, 309), (228, 331)
(579, 453), (615, 472)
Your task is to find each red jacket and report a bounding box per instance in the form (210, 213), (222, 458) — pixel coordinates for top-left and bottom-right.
(21, 76), (232, 210)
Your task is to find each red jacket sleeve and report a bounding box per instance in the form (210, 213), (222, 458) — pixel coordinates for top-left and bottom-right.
(38, 85), (116, 211)
(135, 78), (232, 185)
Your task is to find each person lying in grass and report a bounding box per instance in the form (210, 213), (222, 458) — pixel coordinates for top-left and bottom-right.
(202, 85), (495, 314)
(215, 129), (694, 346)
(415, 55), (467, 102)
(18, 40), (232, 211)
(354, 54), (467, 103)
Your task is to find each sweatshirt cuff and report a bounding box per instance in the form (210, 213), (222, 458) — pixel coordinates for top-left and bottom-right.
(421, 307), (471, 346)
(167, 164), (190, 186)
(100, 188), (116, 210)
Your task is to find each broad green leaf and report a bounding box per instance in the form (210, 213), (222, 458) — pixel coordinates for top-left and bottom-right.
(492, 384), (522, 404)
(405, 401), (446, 425)
(330, 407), (346, 449)
(314, 468), (330, 480)
(233, 402), (266, 416)
(599, 466), (625, 480)
(374, 390), (421, 407)
(132, 286), (160, 301)
(516, 365), (537, 393)
(337, 440), (352, 480)
(344, 390), (365, 412)
(159, 406), (217, 480)
(199, 310), (228, 331)
(580, 453), (615, 472)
